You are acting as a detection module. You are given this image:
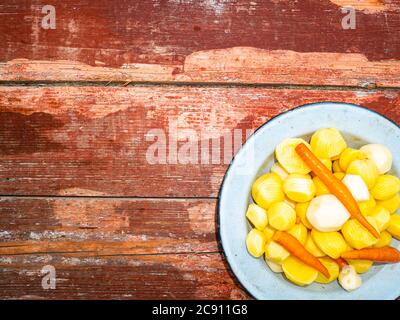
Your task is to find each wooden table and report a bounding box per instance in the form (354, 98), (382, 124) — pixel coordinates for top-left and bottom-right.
(0, 0), (399, 299)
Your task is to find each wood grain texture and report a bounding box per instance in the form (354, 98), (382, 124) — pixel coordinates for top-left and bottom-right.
(0, 253), (249, 299)
(0, 86), (399, 197)
(0, 197), (217, 254)
(0, 197), (248, 299)
(2, 0), (400, 300)
(1, 0), (400, 85)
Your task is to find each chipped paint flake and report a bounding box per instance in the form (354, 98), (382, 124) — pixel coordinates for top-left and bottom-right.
(330, 0), (388, 13)
(187, 202), (215, 234)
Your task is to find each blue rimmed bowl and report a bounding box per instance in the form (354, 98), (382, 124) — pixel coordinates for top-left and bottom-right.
(218, 102), (400, 300)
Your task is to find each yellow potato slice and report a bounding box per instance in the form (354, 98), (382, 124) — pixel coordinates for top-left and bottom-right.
(377, 193), (400, 214)
(387, 214), (400, 240)
(341, 217), (380, 249)
(252, 173), (284, 209)
(374, 231), (393, 248)
(370, 175), (400, 200)
(264, 240), (290, 263)
(358, 196), (376, 216)
(268, 201), (296, 231)
(288, 223), (308, 245)
(246, 203), (268, 230)
(275, 138), (312, 175)
(282, 256), (318, 286)
(346, 159), (379, 189)
(283, 174), (316, 202)
(339, 148), (366, 171)
(246, 229), (266, 257)
(295, 202), (312, 229)
(270, 163), (289, 181)
(311, 229), (348, 259)
(310, 128), (347, 159)
(305, 234), (325, 257)
(265, 259), (283, 273)
(315, 257), (340, 284)
(263, 226), (276, 242)
(347, 260), (373, 274)
(368, 205), (390, 231)
(313, 176), (330, 196)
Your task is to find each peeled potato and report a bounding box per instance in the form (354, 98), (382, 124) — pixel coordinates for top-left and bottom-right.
(358, 196), (376, 216)
(342, 174), (370, 202)
(370, 175), (400, 200)
(311, 229), (348, 259)
(288, 223), (308, 245)
(275, 138), (312, 174)
(252, 173), (284, 209)
(264, 240), (290, 263)
(295, 202), (312, 229)
(374, 231), (393, 248)
(377, 193), (400, 214)
(270, 162), (289, 181)
(310, 128), (347, 159)
(346, 159), (379, 189)
(368, 205), (391, 231)
(313, 176), (330, 196)
(246, 203), (268, 230)
(315, 257), (340, 284)
(246, 229), (266, 257)
(268, 201), (296, 231)
(282, 256), (318, 286)
(360, 144), (393, 174)
(307, 195), (350, 232)
(339, 148), (366, 171)
(348, 260), (373, 274)
(387, 214), (400, 240)
(341, 217), (380, 249)
(283, 174), (316, 202)
(265, 259), (283, 273)
(305, 234), (325, 257)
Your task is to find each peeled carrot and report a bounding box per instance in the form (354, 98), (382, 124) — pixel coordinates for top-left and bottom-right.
(334, 257), (348, 269)
(341, 246), (400, 263)
(295, 143), (379, 239)
(273, 231), (330, 278)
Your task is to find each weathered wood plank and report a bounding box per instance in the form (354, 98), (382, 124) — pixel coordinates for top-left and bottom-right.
(1, 1), (400, 85)
(0, 253), (249, 299)
(0, 86), (399, 197)
(0, 197), (217, 254)
(0, 197), (247, 299)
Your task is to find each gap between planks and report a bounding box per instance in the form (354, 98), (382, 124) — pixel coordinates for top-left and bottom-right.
(1, 80), (400, 92)
(0, 195), (218, 200)
(0, 249), (222, 258)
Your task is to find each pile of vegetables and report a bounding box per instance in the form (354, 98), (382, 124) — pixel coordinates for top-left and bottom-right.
(246, 128), (400, 291)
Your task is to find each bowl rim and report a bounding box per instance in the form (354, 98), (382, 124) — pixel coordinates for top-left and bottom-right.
(217, 101), (400, 300)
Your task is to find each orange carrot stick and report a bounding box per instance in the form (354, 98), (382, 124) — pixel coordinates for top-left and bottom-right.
(334, 257), (348, 270)
(273, 231), (330, 278)
(341, 247), (400, 263)
(295, 143), (379, 239)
